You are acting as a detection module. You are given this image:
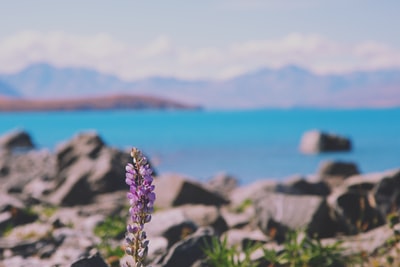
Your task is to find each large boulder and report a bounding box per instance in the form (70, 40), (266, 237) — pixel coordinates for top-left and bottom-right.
(154, 174), (228, 209)
(318, 161), (360, 178)
(328, 187), (385, 235)
(0, 149), (56, 195)
(47, 132), (130, 206)
(151, 227), (214, 267)
(0, 129), (35, 151)
(180, 204), (228, 235)
(278, 176), (331, 196)
(317, 161), (360, 189)
(206, 172), (238, 198)
(229, 179), (278, 208)
(146, 208), (198, 248)
(299, 130), (352, 154)
(373, 169), (400, 216)
(254, 193), (338, 242)
(70, 253), (109, 267)
(56, 131), (104, 170)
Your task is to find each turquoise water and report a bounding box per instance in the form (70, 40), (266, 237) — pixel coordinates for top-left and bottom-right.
(0, 108), (399, 184)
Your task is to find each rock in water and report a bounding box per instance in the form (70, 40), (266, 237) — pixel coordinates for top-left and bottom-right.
(299, 130), (351, 154)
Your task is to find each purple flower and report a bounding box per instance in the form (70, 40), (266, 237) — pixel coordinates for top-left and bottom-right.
(124, 148), (156, 266)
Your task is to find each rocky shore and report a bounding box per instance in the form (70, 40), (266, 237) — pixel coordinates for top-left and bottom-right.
(0, 129), (399, 266)
(0, 94), (199, 111)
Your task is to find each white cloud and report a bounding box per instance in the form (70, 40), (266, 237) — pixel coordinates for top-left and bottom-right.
(0, 31), (399, 80)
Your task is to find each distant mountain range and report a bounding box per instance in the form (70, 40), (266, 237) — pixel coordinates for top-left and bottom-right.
(1, 63), (400, 109)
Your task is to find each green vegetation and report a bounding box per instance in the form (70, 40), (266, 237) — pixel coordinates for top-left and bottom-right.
(94, 216), (126, 240)
(1, 223), (14, 237)
(203, 229), (355, 267)
(41, 205), (58, 218)
(94, 216), (126, 267)
(263, 230), (351, 267)
(203, 235), (261, 267)
(234, 198), (253, 213)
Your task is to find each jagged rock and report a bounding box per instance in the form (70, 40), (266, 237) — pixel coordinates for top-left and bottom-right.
(223, 228), (269, 248)
(0, 129), (35, 151)
(154, 174), (228, 209)
(373, 169), (400, 216)
(206, 172), (238, 198)
(50, 227), (101, 264)
(0, 149), (56, 195)
(343, 171), (385, 191)
(318, 160), (360, 178)
(278, 176), (331, 196)
(79, 190), (127, 217)
(181, 205), (228, 235)
(56, 132), (129, 194)
(0, 194), (38, 233)
(0, 255), (55, 267)
(229, 179), (278, 208)
(0, 222), (63, 259)
(47, 157), (93, 206)
(0, 193), (24, 211)
(146, 208), (198, 248)
(70, 252), (109, 267)
(322, 223), (400, 256)
(153, 227), (214, 267)
(299, 130), (352, 154)
(220, 206), (255, 229)
(56, 131), (105, 170)
(48, 132), (130, 205)
(145, 236), (169, 264)
(255, 193), (338, 242)
(328, 187), (385, 235)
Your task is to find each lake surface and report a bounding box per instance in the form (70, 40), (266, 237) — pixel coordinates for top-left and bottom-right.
(0, 108), (399, 184)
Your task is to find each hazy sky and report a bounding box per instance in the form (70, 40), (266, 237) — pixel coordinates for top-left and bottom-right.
(1, 0), (400, 80)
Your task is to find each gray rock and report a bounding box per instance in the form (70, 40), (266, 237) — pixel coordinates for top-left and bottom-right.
(222, 228), (268, 248)
(56, 131), (105, 170)
(343, 171), (385, 191)
(0, 222), (62, 259)
(328, 187), (385, 235)
(51, 227), (100, 264)
(0, 255), (54, 267)
(146, 208), (198, 248)
(154, 174), (228, 209)
(0, 192), (24, 212)
(220, 207), (255, 229)
(0, 129), (35, 151)
(299, 130), (351, 154)
(70, 252), (109, 267)
(206, 172), (238, 198)
(154, 227), (214, 267)
(47, 157), (93, 206)
(79, 190), (127, 217)
(318, 160), (360, 178)
(373, 169), (400, 216)
(322, 223), (400, 256)
(0, 149), (56, 195)
(229, 179), (278, 208)
(181, 205), (228, 235)
(279, 176), (331, 196)
(255, 193), (338, 242)
(0, 194), (38, 232)
(48, 132), (130, 205)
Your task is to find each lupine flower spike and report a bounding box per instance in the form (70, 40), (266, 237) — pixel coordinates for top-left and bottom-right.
(124, 148), (156, 267)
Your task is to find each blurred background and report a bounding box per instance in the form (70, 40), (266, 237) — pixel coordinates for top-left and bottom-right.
(0, 0), (399, 183)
